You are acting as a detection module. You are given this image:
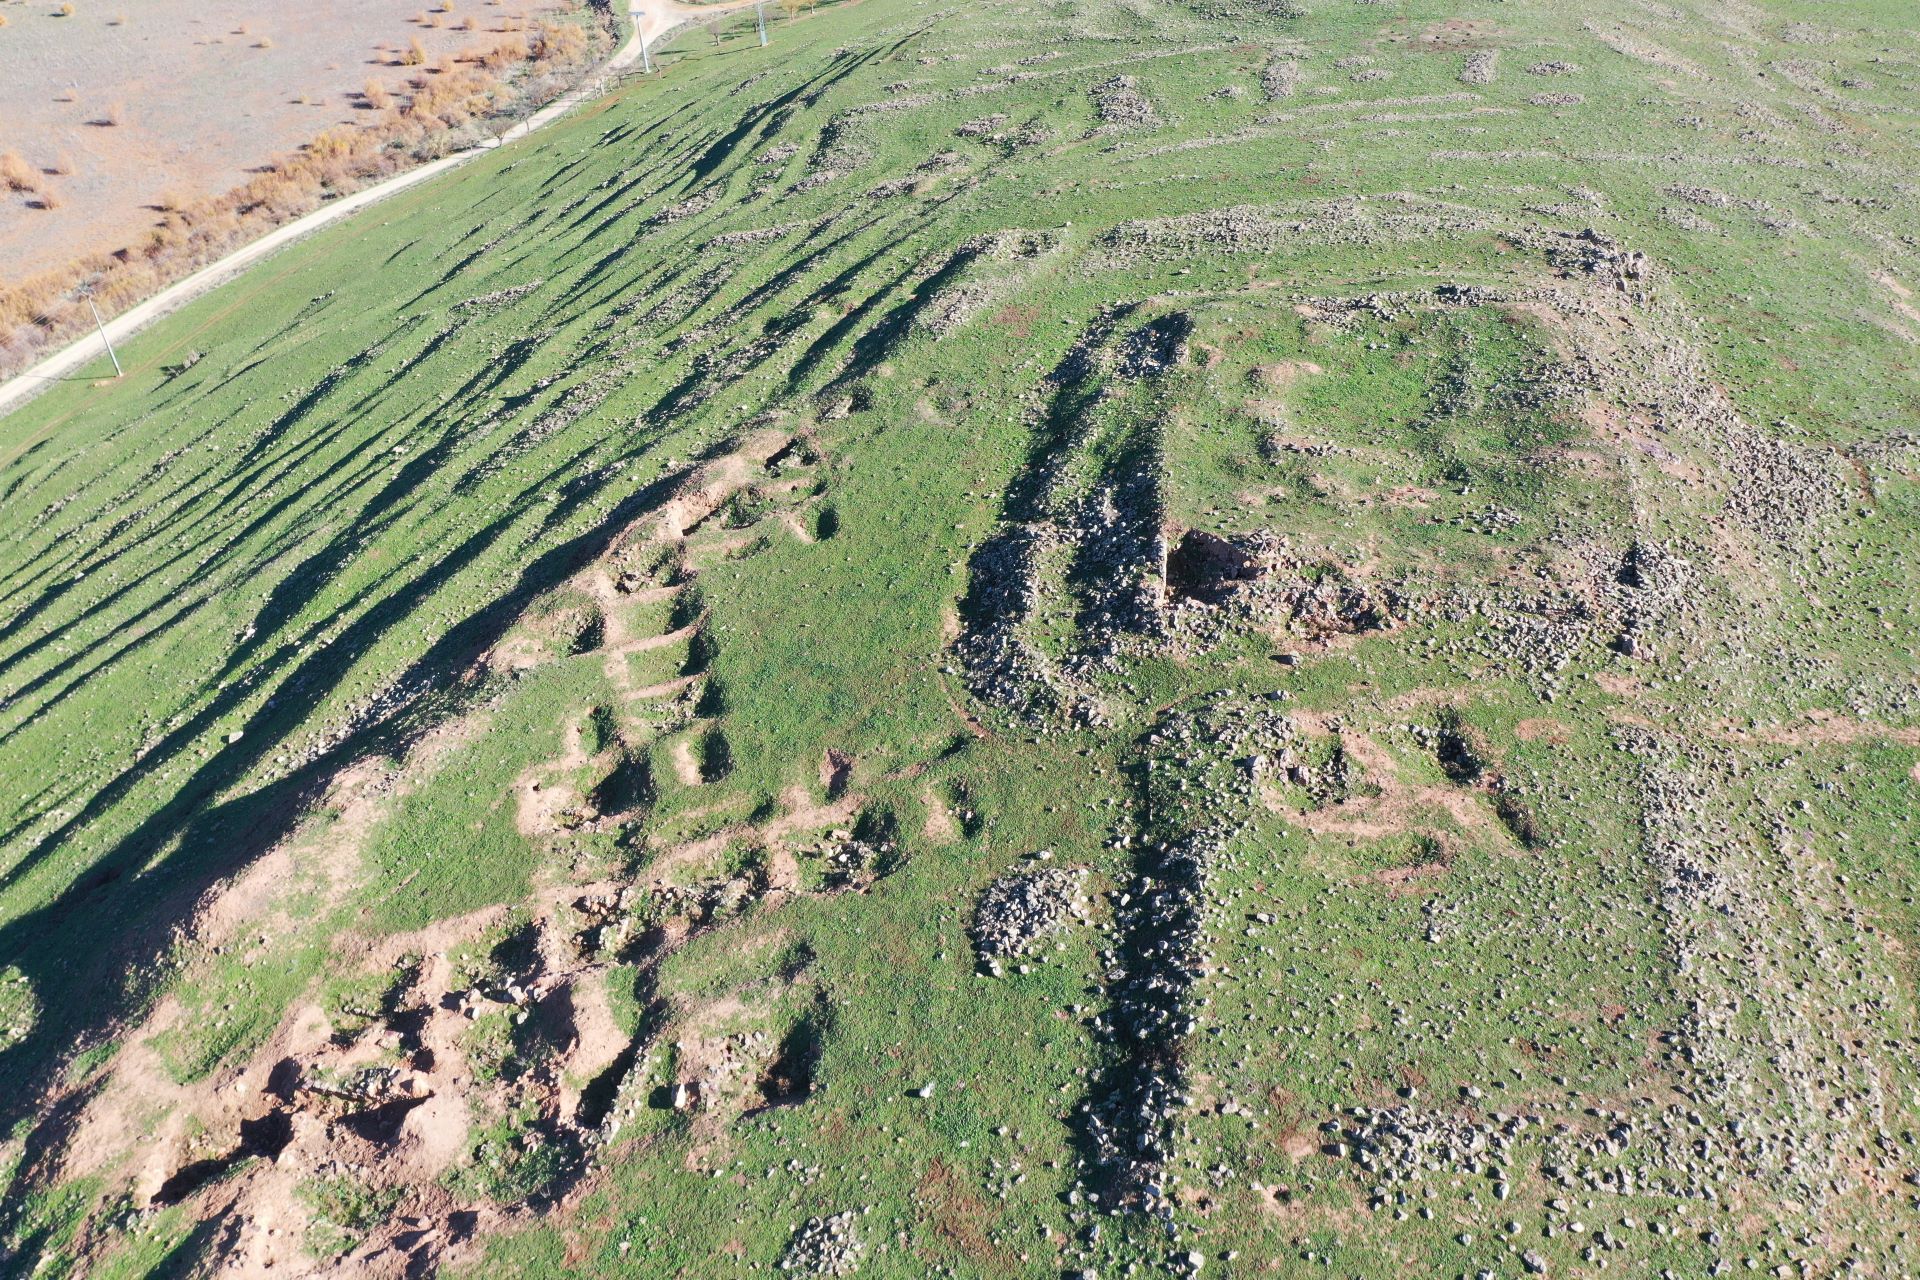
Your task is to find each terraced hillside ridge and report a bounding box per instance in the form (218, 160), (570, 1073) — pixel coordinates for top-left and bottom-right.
(2, 0), (1919, 1277)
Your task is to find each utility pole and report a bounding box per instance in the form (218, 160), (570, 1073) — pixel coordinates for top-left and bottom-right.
(756, 1), (767, 46)
(87, 298), (121, 378)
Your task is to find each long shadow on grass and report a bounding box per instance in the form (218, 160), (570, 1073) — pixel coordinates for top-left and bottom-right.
(0, 458), (701, 1154)
(0, 311), (576, 765)
(722, 210), (876, 321)
(777, 245), (925, 395)
(542, 84), (849, 315)
(0, 315), (434, 672)
(0, 373), (479, 762)
(558, 44), (898, 320)
(0, 405), (614, 876)
(551, 101), (716, 237)
(684, 52), (876, 186)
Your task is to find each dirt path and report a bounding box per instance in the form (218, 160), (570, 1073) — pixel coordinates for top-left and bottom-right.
(0, 0), (771, 428)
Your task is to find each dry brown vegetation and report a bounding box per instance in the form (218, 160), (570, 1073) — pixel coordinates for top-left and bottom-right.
(1, 152), (39, 194)
(479, 35), (530, 68)
(0, 23), (601, 375)
(528, 19), (585, 61)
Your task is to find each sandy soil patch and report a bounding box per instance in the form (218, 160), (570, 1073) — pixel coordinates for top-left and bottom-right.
(1250, 358), (1324, 390)
(1514, 717), (1572, 744)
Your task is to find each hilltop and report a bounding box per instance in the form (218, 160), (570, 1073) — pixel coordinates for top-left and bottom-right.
(2, 0), (1919, 1277)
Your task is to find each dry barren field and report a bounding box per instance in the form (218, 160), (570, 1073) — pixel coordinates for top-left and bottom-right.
(0, 0), (564, 282)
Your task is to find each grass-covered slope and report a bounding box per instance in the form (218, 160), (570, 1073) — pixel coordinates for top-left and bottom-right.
(3, 0), (1920, 1276)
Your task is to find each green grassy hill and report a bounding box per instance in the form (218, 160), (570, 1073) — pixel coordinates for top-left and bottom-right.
(3, 0), (1920, 1275)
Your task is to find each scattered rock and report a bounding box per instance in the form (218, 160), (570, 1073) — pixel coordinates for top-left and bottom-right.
(780, 1211), (866, 1276)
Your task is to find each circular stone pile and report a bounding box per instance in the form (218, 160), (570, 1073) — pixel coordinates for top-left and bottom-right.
(779, 1211), (865, 1276)
(972, 866), (1090, 959)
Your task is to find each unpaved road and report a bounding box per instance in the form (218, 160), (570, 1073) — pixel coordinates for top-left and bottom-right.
(0, 0), (770, 424)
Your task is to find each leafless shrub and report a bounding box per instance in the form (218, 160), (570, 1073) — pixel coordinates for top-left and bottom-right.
(529, 21), (586, 63)
(480, 36), (526, 68)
